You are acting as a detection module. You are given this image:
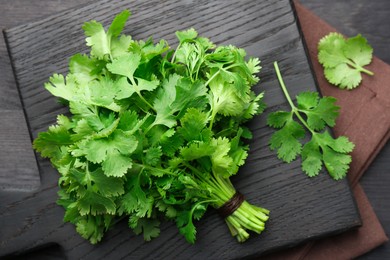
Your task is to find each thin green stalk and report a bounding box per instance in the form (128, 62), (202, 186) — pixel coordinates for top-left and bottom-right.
(274, 61), (315, 135)
(209, 110), (218, 130)
(133, 163), (176, 176)
(273, 61), (296, 110)
(128, 76), (156, 112)
(205, 70), (220, 87)
(347, 60), (374, 75)
(204, 63), (240, 87)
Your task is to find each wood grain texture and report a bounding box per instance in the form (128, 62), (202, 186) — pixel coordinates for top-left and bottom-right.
(0, 110), (39, 191)
(0, 0), (89, 193)
(1, 0), (360, 258)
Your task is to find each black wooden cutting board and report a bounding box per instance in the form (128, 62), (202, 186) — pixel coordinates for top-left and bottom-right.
(1, 0), (360, 258)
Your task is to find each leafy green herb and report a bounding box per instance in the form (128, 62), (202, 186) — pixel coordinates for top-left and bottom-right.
(318, 32), (374, 89)
(34, 10), (269, 244)
(267, 62), (355, 179)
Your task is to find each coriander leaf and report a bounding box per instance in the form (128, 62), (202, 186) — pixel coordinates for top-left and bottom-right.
(242, 92), (265, 120)
(318, 32), (374, 89)
(177, 108), (209, 142)
(296, 92), (339, 130)
(269, 62), (355, 179)
(75, 216), (105, 244)
(176, 28), (198, 43)
(153, 75), (207, 128)
(344, 34), (374, 67)
(73, 130), (137, 177)
(267, 111), (291, 128)
(111, 34), (133, 58)
(176, 210), (197, 244)
(269, 119), (305, 163)
(90, 168), (125, 197)
(107, 53), (141, 79)
(107, 10), (131, 38)
(180, 141), (214, 161)
(102, 152), (133, 177)
(83, 10), (130, 59)
(302, 131), (354, 179)
(144, 146), (162, 166)
(129, 217), (161, 241)
(179, 220), (196, 244)
(210, 137), (234, 177)
(87, 78), (122, 112)
(301, 139), (323, 177)
(33, 125), (72, 160)
(77, 190), (116, 215)
(117, 110), (139, 131)
(69, 54), (97, 85)
(45, 74), (80, 102)
(83, 20), (110, 59)
(209, 75), (246, 117)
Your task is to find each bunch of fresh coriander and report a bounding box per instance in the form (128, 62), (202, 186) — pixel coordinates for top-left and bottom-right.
(33, 10), (269, 244)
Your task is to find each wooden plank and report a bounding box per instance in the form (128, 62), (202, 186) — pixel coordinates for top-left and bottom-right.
(1, 0), (360, 258)
(0, 110), (39, 191)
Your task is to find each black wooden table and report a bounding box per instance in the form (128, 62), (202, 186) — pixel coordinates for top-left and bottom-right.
(0, 0), (388, 259)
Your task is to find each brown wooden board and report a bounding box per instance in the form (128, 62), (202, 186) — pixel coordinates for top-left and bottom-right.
(1, 0), (360, 258)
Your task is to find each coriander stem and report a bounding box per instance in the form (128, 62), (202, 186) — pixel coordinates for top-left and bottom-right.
(171, 43), (181, 63)
(128, 76), (156, 112)
(273, 61), (296, 110)
(209, 110), (217, 130)
(133, 163), (175, 176)
(274, 61), (314, 134)
(293, 108), (315, 135)
(205, 70), (220, 87)
(359, 66), (374, 76)
(204, 63), (240, 87)
(346, 60), (374, 76)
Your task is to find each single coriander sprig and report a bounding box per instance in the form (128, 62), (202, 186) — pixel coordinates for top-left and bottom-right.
(268, 61), (355, 180)
(317, 32), (374, 89)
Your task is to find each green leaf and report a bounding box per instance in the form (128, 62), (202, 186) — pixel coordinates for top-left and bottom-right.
(73, 130), (137, 177)
(129, 216), (160, 241)
(269, 119), (305, 163)
(301, 139), (323, 177)
(102, 152), (133, 177)
(45, 74), (80, 102)
(176, 28), (198, 43)
(144, 146), (162, 166)
(267, 111), (291, 128)
(177, 108), (209, 141)
(90, 168), (125, 197)
(75, 215), (105, 244)
(106, 53), (141, 79)
(83, 20), (110, 59)
(83, 10), (130, 59)
(77, 191), (116, 215)
(153, 75), (207, 128)
(318, 32), (374, 89)
(296, 92), (340, 130)
(209, 75), (245, 117)
(107, 10), (131, 38)
(210, 137), (234, 177)
(33, 125), (72, 160)
(69, 54), (97, 85)
(344, 34), (373, 67)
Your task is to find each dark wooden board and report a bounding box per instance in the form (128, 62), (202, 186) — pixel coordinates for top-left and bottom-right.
(1, 0), (360, 258)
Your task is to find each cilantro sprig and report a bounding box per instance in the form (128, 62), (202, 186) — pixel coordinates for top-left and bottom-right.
(34, 10), (269, 244)
(318, 32), (374, 89)
(267, 62), (355, 179)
